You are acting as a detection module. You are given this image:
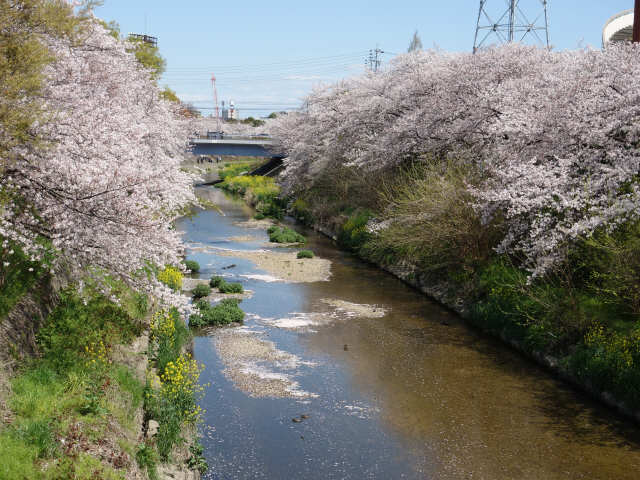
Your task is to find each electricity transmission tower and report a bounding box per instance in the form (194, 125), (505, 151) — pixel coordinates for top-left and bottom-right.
(473, 0), (550, 52)
(365, 47), (384, 72)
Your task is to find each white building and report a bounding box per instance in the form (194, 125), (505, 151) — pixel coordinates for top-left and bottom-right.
(603, 9), (634, 47)
(221, 100), (238, 121)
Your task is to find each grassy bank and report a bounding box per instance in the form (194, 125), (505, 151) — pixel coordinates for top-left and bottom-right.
(216, 174), (285, 219)
(0, 259), (206, 479)
(286, 162), (640, 416)
(0, 282), (148, 479)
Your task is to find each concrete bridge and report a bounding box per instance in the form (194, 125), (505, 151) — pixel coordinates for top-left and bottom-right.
(189, 134), (284, 158)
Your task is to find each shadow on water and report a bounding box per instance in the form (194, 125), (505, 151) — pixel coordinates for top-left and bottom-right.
(181, 187), (640, 480)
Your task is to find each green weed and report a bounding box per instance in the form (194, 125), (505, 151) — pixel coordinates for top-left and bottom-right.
(189, 298), (244, 328)
(267, 225), (306, 244)
(191, 284), (211, 299)
(184, 259), (200, 273)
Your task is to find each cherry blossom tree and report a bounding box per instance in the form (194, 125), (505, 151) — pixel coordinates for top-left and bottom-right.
(1, 17), (195, 303)
(273, 43), (640, 277)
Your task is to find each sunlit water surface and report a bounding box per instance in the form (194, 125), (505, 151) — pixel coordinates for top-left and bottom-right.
(176, 188), (640, 480)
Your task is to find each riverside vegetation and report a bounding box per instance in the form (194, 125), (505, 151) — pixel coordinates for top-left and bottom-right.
(216, 166), (285, 220)
(268, 44), (640, 416)
(0, 253), (207, 479)
(1, 2), (205, 478)
(284, 161), (640, 413)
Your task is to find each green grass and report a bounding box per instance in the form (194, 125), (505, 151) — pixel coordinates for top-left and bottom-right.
(267, 225), (306, 244)
(189, 298), (244, 328)
(136, 442), (159, 480)
(0, 433), (40, 480)
(297, 250), (314, 259)
(43, 453), (125, 480)
(0, 284), (149, 477)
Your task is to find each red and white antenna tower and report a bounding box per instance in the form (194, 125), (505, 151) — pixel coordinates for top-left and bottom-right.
(211, 73), (221, 131)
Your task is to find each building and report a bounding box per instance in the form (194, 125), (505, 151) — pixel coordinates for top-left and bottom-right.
(603, 9), (634, 47)
(221, 100), (238, 121)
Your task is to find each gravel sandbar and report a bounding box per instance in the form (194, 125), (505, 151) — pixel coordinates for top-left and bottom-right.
(216, 249), (331, 283)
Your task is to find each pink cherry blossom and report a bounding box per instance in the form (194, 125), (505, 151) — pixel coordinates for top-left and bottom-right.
(273, 43), (640, 277)
(2, 20), (195, 305)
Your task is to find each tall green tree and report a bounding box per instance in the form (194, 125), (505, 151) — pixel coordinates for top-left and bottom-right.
(127, 35), (166, 80)
(0, 0), (80, 161)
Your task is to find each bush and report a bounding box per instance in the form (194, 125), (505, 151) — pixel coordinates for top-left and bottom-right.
(365, 161), (499, 270)
(569, 220), (640, 315)
(218, 282), (243, 294)
(289, 199), (312, 226)
(0, 239), (48, 320)
(189, 298), (244, 327)
(338, 209), (373, 252)
(268, 226), (306, 244)
(470, 258), (604, 353)
(157, 266), (183, 291)
(184, 260), (200, 273)
(570, 325), (640, 406)
(297, 250), (314, 259)
(255, 196), (285, 220)
(146, 310), (200, 461)
(191, 284), (210, 299)
(209, 275), (243, 294)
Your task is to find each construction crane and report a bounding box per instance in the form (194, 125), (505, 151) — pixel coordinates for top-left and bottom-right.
(211, 73), (221, 132)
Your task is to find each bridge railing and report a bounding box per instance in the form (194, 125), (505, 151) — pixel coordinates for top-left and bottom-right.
(190, 132), (273, 141)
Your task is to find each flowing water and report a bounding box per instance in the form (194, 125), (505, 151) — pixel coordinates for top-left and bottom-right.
(177, 188), (640, 480)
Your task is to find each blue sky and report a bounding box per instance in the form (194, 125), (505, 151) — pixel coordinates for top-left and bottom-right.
(95, 1), (635, 117)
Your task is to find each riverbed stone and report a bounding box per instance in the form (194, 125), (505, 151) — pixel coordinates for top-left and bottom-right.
(147, 420), (159, 438)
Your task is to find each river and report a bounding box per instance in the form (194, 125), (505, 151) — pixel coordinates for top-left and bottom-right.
(176, 187), (640, 480)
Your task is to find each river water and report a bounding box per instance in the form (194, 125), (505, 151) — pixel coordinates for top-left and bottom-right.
(177, 188), (640, 480)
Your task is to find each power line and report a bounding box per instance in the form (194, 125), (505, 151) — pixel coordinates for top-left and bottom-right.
(164, 51), (369, 73)
(163, 59), (365, 79)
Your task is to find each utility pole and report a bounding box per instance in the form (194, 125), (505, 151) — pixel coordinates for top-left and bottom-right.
(634, 0), (640, 42)
(473, 0), (550, 52)
(366, 47), (384, 72)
